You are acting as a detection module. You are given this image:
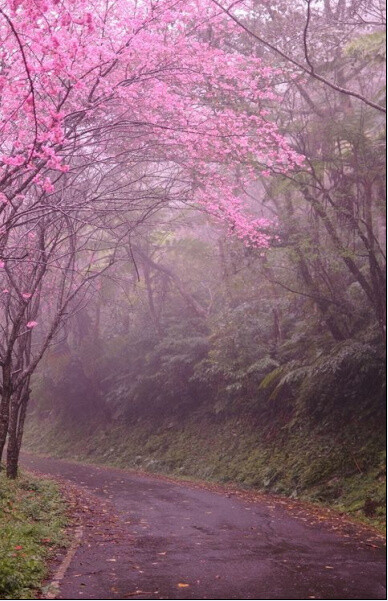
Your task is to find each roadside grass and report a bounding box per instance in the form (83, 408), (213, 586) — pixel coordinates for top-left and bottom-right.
(0, 469), (67, 600)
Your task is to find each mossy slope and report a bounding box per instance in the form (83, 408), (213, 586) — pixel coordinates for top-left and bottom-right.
(24, 407), (386, 532)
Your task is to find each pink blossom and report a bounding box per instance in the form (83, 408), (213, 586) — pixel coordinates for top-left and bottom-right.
(42, 178), (55, 193)
(1, 155), (25, 166)
(26, 321), (38, 328)
(0, 0), (304, 250)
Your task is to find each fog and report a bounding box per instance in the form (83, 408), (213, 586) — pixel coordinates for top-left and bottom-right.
(0, 0), (385, 522)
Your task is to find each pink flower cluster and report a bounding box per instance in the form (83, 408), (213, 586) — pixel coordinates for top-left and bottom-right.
(0, 0), (303, 248)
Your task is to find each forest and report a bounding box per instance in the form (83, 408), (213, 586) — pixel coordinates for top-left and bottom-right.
(0, 1), (386, 598)
(0, 0), (386, 534)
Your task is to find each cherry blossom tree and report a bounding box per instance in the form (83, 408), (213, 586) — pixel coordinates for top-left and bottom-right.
(0, 0), (303, 234)
(0, 0), (304, 476)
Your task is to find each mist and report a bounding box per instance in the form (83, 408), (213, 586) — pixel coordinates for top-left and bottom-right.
(0, 0), (385, 599)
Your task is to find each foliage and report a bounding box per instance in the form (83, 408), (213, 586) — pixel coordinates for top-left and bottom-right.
(345, 31), (386, 63)
(261, 339), (386, 418)
(0, 470), (67, 599)
(105, 321), (210, 418)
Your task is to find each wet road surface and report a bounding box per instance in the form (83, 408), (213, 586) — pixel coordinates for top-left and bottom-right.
(21, 453), (386, 600)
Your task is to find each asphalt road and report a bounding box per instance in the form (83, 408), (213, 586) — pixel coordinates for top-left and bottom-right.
(21, 454), (386, 600)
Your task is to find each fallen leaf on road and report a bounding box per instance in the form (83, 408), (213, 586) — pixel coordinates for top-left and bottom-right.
(177, 583), (190, 588)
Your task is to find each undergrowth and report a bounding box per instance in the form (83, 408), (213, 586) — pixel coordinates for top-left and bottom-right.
(0, 469), (67, 599)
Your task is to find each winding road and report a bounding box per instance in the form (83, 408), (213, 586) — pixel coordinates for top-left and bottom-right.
(22, 453), (386, 600)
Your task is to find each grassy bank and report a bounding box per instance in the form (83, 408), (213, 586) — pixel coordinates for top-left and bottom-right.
(24, 409), (386, 532)
(0, 469), (67, 599)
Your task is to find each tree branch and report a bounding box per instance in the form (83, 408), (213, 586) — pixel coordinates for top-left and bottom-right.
(210, 0), (386, 113)
(0, 9), (39, 160)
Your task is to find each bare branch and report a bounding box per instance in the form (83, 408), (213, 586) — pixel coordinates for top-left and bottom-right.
(210, 0), (386, 113)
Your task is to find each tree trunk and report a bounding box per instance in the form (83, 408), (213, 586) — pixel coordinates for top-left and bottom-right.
(296, 250), (346, 341)
(143, 259), (163, 335)
(302, 187), (385, 332)
(6, 383), (30, 479)
(0, 364), (12, 465)
(6, 397), (19, 479)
